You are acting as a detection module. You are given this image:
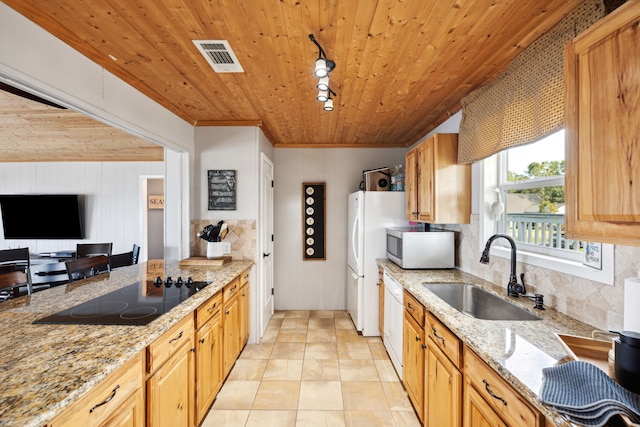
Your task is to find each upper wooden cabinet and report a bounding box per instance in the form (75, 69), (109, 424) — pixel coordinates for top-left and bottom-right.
(564, 1), (640, 246)
(405, 133), (471, 224)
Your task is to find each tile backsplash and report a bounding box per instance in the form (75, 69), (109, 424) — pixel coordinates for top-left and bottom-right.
(442, 215), (640, 332)
(190, 219), (256, 261)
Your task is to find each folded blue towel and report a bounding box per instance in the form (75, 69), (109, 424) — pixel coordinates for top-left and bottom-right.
(539, 361), (640, 427)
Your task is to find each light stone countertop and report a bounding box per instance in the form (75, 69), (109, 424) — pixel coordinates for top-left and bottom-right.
(378, 259), (601, 427)
(0, 260), (253, 427)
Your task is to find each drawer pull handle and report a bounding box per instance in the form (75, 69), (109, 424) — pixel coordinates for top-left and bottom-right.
(432, 328), (446, 345)
(169, 330), (184, 344)
(89, 385), (119, 413)
(199, 337), (205, 344)
(415, 335), (421, 342)
(207, 303), (217, 312)
(483, 379), (507, 406)
(225, 310), (230, 315)
(407, 302), (413, 309)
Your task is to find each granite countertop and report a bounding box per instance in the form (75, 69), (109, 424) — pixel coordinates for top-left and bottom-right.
(378, 259), (601, 427)
(0, 260), (253, 427)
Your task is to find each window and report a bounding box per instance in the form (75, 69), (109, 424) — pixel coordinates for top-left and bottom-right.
(481, 129), (614, 285)
(498, 130), (584, 261)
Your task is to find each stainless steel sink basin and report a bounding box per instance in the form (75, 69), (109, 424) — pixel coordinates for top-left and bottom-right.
(423, 283), (541, 321)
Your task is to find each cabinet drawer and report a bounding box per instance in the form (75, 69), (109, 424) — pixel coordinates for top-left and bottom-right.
(223, 277), (241, 302)
(147, 314), (194, 373)
(240, 269), (250, 287)
(464, 347), (541, 427)
(196, 291), (223, 329)
(404, 290), (424, 325)
(426, 312), (462, 368)
(50, 352), (143, 427)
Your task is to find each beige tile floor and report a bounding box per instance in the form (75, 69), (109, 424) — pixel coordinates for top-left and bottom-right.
(202, 310), (421, 427)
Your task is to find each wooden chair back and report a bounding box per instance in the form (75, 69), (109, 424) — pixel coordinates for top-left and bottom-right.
(65, 255), (110, 282)
(76, 243), (113, 259)
(0, 265), (32, 299)
(110, 251), (134, 269)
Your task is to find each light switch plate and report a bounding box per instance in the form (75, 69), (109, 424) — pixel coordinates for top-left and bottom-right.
(223, 242), (231, 254)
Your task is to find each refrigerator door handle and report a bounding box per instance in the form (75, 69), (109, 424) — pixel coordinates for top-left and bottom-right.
(351, 213), (359, 263)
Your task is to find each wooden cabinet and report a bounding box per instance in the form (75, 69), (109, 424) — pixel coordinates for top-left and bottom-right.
(49, 352), (144, 427)
(223, 277), (241, 377)
(146, 314), (195, 427)
(239, 269), (250, 348)
(405, 133), (471, 224)
(425, 313), (462, 427)
(195, 291), (223, 424)
(463, 347), (542, 427)
(403, 290), (425, 422)
(378, 266), (384, 338)
(564, 1), (640, 246)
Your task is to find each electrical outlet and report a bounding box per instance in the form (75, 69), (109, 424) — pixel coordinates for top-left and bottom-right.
(223, 242), (231, 255)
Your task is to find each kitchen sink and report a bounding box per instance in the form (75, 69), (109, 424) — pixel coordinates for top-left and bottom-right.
(423, 283), (541, 321)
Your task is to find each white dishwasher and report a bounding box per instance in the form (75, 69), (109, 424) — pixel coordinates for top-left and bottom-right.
(383, 269), (403, 378)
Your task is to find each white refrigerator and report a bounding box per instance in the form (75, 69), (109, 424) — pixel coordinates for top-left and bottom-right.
(347, 191), (407, 336)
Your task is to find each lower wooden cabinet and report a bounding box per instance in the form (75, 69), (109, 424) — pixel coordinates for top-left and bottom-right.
(463, 347), (542, 427)
(426, 338), (462, 427)
(223, 277), (241, 377)
(464, 382), (508, 427)
(146, 315), (195, 427)
(195, 292), (224, 424)
(49, 352), (144, 427)
(240, 271), (250, 347)
(403, 307), (425, 422)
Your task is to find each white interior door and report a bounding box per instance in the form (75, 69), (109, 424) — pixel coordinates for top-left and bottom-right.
(259, 153), (274, 337)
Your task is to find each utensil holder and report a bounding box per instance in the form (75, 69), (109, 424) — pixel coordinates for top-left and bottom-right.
(206, 242), (225, 259)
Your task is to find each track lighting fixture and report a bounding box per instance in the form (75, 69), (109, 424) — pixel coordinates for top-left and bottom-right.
(309, 34), (337, 111)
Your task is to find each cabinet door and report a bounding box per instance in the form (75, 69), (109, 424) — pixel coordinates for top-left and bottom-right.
(100, 388), (144, 427)
(403, 311), (424, 422)
(223, 295), (240, 377)
(240, 282), (250, 347)
(426, 340), (462, 427)
(405, 148), (419, 220)
(464, 384), (507, 427)
(147, 342), (195, 427)
(416, 141), (435, 222)
(196, 313), (223, 423)
(565, 2), (640, 244)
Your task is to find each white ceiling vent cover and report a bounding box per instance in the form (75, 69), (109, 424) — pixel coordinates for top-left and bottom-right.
(193, 40), (244, 73)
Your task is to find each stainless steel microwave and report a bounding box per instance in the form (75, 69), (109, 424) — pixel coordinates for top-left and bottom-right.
(386, 227), (454, 269)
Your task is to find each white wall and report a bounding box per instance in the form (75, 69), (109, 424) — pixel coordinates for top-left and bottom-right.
(273, 148), (407, 310)
(0, 162), (164, 256)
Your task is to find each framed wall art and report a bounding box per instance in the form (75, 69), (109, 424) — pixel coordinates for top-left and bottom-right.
(208, 170), (236, 210)
(302, 182), (326, 260)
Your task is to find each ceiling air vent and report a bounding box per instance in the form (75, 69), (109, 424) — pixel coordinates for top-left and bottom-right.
(193, 40), (244, 73)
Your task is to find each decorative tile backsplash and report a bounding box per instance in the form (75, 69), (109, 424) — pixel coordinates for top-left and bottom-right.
(190, 219), (256, 261)
(442, 215), (640, 332)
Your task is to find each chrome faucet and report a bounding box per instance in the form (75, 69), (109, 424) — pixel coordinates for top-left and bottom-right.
(479, 234), (525, 297)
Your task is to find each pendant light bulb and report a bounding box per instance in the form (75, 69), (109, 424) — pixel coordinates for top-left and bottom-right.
(324, 98), (334, 111)
(314, 58), (328, 78)
(317, 90), (328, 102)
(317, 77), (329, 91)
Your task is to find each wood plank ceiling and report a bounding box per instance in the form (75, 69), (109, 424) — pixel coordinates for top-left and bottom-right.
(2, 0), (585, 148)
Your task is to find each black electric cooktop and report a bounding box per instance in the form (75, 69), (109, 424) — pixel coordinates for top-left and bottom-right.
(33, 278), (211, 326)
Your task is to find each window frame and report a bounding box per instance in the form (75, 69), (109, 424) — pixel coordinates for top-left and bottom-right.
(479, 149), (614, 286)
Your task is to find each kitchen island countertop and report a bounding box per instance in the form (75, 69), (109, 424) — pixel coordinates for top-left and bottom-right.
(0, 259), (253, 427)
(378, 258), (603, 427)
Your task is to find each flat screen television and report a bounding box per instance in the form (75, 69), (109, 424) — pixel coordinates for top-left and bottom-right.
(0, 194), (84, 239)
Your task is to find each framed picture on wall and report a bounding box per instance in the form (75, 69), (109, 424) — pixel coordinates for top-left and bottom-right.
(208, 170), (236, 210)
(302, 182), (326, 260)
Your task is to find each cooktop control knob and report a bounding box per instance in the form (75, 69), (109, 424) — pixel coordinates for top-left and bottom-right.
(164, 276), (173, 287)
(153, 277), (163, 288)
(185, 277), (194, 288)
(175, 277), (184, 288)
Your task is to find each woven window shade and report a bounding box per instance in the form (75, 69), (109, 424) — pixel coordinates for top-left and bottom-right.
(457, 0), (605, 165)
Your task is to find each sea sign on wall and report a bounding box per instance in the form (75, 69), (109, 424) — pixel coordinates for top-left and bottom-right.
(208, 170), (236, 210)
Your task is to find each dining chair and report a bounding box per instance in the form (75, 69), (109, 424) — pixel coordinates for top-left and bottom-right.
(131, 244), (140, 264)
(0, 265), (33, 300)
(65, 255), (110, 282)
(0, 248), (33, 299)
(110, 251), (134, 269)
(76, 243), (113, 259)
